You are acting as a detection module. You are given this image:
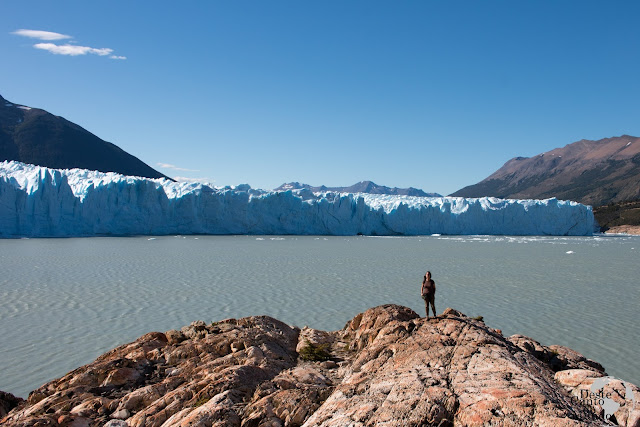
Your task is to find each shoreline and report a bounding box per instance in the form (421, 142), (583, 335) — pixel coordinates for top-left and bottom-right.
(603, 225), (640, 235)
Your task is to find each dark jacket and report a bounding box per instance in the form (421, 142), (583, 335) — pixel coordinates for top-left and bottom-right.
(421, 279), (436, 296)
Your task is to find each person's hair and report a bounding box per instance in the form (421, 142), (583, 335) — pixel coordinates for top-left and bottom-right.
(423, 271), (432, 284)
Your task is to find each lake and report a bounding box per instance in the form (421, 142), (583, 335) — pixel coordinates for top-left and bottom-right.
(0, 234), (638, 398)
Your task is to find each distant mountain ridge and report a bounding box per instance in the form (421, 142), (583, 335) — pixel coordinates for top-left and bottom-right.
(451, 135), (640, 206)
(0, 94), (169, 180)
(274, 181), (441, 197)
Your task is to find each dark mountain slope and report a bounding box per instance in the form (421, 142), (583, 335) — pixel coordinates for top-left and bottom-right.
(0, 94), (170, 180)
(451, 135), (640, 206)
(593, 199), (640, 231)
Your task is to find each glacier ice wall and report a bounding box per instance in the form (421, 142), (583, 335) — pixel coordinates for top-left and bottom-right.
(0, 161), (595, 237)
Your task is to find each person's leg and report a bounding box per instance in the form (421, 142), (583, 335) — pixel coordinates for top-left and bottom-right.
(430, 298), (436, 318)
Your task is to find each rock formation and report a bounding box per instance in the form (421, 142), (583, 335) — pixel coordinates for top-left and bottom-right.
(0, 392), (23, 419)
(2, 305), (638, 426)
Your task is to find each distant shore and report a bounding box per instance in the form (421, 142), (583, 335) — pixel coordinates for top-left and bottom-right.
(594, 200), (640, 235)
(604, 225), (640, 235)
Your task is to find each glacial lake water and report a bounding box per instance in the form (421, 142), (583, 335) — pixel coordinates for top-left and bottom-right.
(1, 234), (638, 398)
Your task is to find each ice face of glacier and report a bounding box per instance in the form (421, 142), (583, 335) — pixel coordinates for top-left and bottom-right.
(0, 161), (595, 237)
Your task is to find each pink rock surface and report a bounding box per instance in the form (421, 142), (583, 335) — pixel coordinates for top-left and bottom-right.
(2, 305), (634, 426)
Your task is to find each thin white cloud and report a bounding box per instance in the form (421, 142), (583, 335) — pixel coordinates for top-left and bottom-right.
(173, 176), (216, 184)
(12, 29), (72, 41)
(13, 29), (125, 60)
(157, 163), (200, 172)
(34, 43), (113, 56)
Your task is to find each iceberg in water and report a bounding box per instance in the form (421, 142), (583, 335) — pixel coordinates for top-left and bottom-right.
(0, 161), (595, 237)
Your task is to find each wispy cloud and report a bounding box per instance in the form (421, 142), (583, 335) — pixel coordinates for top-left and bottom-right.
(12, 29), (125, 60)
(157, 163), (200, 172)
(173, 176), (216, 184)
(12, 29), (72, 41)
(34, 43), (113, 56)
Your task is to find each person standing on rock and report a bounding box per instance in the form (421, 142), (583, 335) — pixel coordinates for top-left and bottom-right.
(421, 271), (436, 318)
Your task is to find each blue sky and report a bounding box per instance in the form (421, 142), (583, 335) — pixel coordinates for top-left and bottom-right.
(2, 1), (639, 195)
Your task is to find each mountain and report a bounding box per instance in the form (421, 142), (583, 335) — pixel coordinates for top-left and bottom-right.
(0, 94), (169, 180)
(274, 181), (441, 197)
(451, 135), (640, 206)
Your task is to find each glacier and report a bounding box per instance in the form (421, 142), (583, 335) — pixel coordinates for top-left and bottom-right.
(0, 161), (595, 237)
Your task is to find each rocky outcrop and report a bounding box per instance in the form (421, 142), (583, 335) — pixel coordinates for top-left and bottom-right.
(2, 305), (637, 426)
(0, 391), (23, 419)
(555, 370), (640, 426)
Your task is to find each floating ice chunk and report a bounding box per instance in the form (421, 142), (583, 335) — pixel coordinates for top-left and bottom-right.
(566, 251), (574, 254)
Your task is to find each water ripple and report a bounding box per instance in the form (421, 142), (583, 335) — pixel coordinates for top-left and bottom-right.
(0, 235), (638, 397)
